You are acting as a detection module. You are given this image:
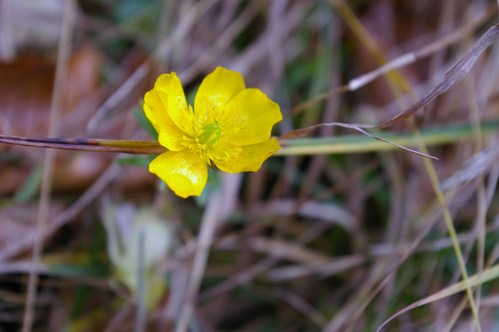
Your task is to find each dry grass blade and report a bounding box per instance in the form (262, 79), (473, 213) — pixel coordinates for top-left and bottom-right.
(282, 23), (499, 161)
(21, 1), (76, 331)
(441, 143), (499, 190)
(347, 6), (494, 92)
(376, 264), (499, 332)
(378, 23), (499, 127)
(281, 121), (437, 159)
(0, 164), (120, 262)
(291, 3), (494, 115)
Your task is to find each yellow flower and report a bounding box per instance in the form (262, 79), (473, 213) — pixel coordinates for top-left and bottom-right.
(143, 66), (282, 198)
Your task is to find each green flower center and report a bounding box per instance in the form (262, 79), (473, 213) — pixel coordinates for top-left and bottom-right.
(181, 121), (223, 165)
(198, 121), (222, 145)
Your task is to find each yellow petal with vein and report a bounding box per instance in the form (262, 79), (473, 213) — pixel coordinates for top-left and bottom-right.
(149, 150), (207, 198)
(147, 73), (196, 137)
(194, 67), (245, 125)
(220, 88), (282, 145)
(213, 138), (280, 173)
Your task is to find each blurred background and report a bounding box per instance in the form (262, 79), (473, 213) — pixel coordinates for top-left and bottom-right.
(0, 0), (498, 331)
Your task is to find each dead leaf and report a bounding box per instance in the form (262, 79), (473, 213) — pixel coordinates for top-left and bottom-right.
(0, 42), (105, 193)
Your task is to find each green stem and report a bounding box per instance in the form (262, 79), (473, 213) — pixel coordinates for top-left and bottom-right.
(0, 119), (497, 156)
(277, 119), (499, 156)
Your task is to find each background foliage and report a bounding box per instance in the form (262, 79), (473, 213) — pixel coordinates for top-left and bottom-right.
(0, 0), (498, 331)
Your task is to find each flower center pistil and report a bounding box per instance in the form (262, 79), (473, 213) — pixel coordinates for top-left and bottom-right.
(182, 121), (223, 164)
(198, 121), (221, 144)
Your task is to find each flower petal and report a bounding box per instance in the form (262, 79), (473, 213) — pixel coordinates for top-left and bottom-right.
(144, 94), (187, 151)
(144, 73), (196, 138)
(212, 138), (280, 173)
(219, 88), (282, 145)
(143, 89), (177, 136)
(194, 67), (246, 125)
(149, 150), (207, 198)
(157, 126), (186, 151)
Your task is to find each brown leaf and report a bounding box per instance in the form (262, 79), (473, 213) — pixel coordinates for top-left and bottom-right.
(0, 43), (104, 193)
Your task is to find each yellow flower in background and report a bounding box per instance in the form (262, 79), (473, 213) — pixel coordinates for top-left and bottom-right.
(143, 66), (282, 198)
